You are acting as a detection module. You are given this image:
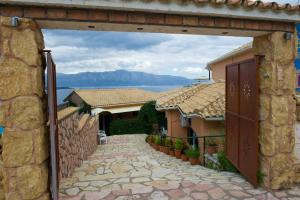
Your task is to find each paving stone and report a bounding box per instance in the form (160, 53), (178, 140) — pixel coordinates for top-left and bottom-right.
(229, 190), (251, 198)
(132, 177), (151, 183)
(207, 188), (226, 199)
(65, 187), (80, 196)
(131, 186), (153, 194)
(74, 182), (90, 187)
(190, 192), (209, 200)
(149, 191), (169, 200)
(166, 189), (186, 199)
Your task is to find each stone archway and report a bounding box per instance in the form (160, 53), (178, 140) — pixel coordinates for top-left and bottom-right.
(0, 2), (298, 198)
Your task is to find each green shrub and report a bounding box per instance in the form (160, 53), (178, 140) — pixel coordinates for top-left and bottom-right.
(109, 118), (148, 135)
(174, 139), (183, 150)
(186, 148), (200, 158)
(155, 135), (161, 145)
(161, 137), (166, 146)
(138, 101), (167, 133)
(217, 152), (238, 172)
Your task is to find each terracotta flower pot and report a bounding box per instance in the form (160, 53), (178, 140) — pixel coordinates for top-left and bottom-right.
(159, 146), (164, 152)
(189, 157), (199, 165)
(164, 147), (169, 154)
(154, 144), (160, 151)
(174, 150), (182, 159)
(169, 150), (175, 156)
(181, 154), (188, 161)
(207, 145), (218, 155)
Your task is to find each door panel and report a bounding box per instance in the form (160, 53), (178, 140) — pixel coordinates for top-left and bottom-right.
(225, 114), (239, 165)
(225, 58), (259, 187)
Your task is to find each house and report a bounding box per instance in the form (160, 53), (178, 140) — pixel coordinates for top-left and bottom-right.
(156, 81), (225, 146)
(206, 42), (253, 81)
(64, 88), (159, 134)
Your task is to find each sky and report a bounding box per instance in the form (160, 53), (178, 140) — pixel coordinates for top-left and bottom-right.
(43, 0), (299, 79)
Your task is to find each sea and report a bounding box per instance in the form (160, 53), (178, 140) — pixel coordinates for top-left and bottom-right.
(57, 85), (186, 105)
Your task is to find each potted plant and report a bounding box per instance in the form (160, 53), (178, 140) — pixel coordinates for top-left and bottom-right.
(154, 136), (161, 151)
(206, 138), (218, 155)
(159, 137), (165, 152)
(181, 149), (189, 161)
(169, 144), (175, 156)
(165, 138), (172, 154)
(186, 148), (200, 165)
(174, 138), (183, 159)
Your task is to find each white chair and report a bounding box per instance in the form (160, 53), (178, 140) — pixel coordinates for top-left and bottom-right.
(98, 130), (108, 144)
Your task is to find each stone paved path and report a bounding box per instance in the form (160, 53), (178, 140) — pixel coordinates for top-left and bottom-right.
(59, 134), (300, 200)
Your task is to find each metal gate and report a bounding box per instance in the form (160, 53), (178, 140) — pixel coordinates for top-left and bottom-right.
(225, 58), (259, 187)
(45, 50), (59, 200)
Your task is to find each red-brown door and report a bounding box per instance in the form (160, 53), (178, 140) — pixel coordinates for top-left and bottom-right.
(225, 58), (259, 187)
(45, 50), (59, 200)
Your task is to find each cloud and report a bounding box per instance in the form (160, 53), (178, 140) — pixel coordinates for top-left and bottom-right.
(43, 30), (252, 79)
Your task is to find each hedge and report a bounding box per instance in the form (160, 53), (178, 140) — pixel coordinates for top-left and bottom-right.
(109, 118), (152, 135)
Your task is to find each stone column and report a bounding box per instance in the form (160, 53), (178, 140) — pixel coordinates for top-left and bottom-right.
(253, 31), (297, 189)
(0, 16), (50, 199)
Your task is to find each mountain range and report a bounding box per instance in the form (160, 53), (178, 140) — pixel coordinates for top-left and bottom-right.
(56, 70), (195, 87)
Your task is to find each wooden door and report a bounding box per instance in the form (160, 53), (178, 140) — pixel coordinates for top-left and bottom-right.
(225, 58), (259, 187)
(45, 50), (59, 200)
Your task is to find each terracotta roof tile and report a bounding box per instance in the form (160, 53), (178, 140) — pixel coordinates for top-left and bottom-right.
(73, 88), (159, 107)
(156, 82), (225, 119)
(192, 0), (300, 12)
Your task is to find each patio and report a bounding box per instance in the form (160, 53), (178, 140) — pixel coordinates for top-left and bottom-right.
(59, 134), (300, 200)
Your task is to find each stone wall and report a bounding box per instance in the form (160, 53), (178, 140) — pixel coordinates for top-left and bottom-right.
(0, 16), (50, 199)
(58, 111), (98, 179)
(253, 32), (297, 189)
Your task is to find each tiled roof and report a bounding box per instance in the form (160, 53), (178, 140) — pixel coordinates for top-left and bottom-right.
(189, 0), (300, 12)
(72, 88), (159, 107)
(156, 82), (225, 119)
(57, 107), (79, 121)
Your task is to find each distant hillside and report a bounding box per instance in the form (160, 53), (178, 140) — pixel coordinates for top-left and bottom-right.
(56, 70), (195, 87)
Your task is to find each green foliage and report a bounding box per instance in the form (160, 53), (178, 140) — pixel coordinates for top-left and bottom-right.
(217, 152), (238, 172)
(186, 148), (200, 158)
(155, 135), (161, 145)
(174, 139), (184, 150)
(109, 118), (147, 135)
(257, 170), (266, 185)
(138, 101), (166, 132)
(165, 138), (172, 148)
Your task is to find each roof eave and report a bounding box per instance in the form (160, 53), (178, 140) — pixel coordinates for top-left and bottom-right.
(2, 0), (299, 22)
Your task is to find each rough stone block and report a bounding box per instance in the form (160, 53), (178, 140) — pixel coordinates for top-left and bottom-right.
(11, 29), (41, 66)
(33, 127), (49, 164)
(259, 121), (276, 156)
(0, 58), (32, 100)
(269, 154), (295, 189)
(16, 164), (48, 199)
(259, 94), (270, 121)
(2, 128), (33, 167)
(7, 96), (44, 130)
(277, 125), (295, 153)
(270, 96), (289, 126)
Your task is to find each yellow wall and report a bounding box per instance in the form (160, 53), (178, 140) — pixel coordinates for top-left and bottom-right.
(210, 50), (253, 81)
